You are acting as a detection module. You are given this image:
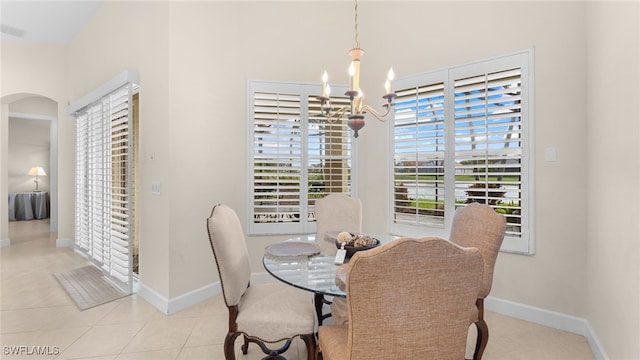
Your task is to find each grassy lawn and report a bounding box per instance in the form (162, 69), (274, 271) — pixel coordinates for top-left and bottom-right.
(395, 174), (520, 182)
(411, 198), (444, 209)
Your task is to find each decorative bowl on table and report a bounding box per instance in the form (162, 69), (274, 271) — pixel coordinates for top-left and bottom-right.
(334, 232), (380, 258)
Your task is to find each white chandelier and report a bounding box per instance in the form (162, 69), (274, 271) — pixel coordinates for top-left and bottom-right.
(317, 0), (397, 138)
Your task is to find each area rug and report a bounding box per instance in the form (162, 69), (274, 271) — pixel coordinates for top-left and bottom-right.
(53, 265), (128, 310)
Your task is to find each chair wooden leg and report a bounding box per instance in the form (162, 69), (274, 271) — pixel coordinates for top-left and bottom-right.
(472, 298), (488, 360)
(473, 318), (488, 360)
(242, 334), (249, 354)
(300, 333), (317, 360)
(224, 332), (241, 360)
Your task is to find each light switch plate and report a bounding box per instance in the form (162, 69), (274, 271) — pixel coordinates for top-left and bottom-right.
(545, 147), (557, 162)
(151, 181), (161, 195)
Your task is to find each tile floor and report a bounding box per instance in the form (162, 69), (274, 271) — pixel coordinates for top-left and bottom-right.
(1, 219), (596, 359)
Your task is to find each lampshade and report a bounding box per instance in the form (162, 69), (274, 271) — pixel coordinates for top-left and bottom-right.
(27, 167), (47, 176)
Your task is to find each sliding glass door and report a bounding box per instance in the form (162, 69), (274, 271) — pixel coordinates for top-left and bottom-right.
(75, 83), (137, 294)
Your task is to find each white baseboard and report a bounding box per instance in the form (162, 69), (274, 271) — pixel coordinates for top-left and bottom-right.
(583, 320), (609, 360)
(137, 281), (222, 315)
(137, 273), (274, 315)
(0, 238), (10, 247)
(56, 238), (74, 247)
(167, 282), (222, 314)
(485, 296), (608, 360)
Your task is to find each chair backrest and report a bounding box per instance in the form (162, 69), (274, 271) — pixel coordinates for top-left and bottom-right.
(206, 204), (252, 308)
(315, 194), (362, 255)
(315, 193), (362, 240)
(344, 237), (483, 360)
(449, 203), (506, 299)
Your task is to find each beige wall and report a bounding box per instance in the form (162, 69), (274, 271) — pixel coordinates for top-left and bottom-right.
(66, 1), (172, 296)
(2, 1), (638, 358)
(586, 2), (640, 358)
(8, 97), (55, 193)
(8, 117), (51, 193)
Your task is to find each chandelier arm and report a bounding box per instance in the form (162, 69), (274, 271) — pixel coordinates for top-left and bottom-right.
(360, 104), (393, 122)
(324, 106), (351, 123)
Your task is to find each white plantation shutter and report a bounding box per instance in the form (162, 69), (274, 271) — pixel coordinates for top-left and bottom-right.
(393, 77), (446, 229)
(454, 68), (524, 239)
(75, 113), (90, 251)
(108, 87), (133, 283)
(248, 80), (355, 235)
(391, 50), (532, 254)
(75, 83), (135, 292)
(307, 94), (353, 219)
(252, 91), (303, 230)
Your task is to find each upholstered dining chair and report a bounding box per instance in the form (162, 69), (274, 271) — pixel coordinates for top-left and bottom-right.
(206, 204), (317, 360)
(449, 203), (507, 360)
(317, 237), (483, 360)
(315, 193), (362, 252)
(314, 193), (362, 325)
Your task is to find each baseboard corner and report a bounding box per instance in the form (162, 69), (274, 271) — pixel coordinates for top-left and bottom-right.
(584, 321), (610, 360)
(137, 281), (221, 315)
(485, 296), (609, 360)
(56, 238), (74, 247)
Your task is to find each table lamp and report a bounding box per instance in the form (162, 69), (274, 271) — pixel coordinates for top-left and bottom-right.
(27, 166), (46, 192)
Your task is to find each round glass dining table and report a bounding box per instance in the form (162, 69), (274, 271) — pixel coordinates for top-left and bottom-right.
(262, 233), (398, 324)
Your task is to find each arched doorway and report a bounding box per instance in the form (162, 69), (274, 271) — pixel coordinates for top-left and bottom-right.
(1, 93), (58, 245)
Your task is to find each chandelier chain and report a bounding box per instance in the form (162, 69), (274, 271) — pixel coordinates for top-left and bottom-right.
(353, 0), (359, 49)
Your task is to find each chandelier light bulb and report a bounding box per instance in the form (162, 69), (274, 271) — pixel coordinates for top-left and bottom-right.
(385, 68), (395, 95)
(348, 62), (357, 92)
(322, 70), (329, 98)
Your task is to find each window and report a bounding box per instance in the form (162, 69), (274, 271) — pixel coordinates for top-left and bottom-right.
(248, 80), (356, 235)
(391, 50), (533, 254)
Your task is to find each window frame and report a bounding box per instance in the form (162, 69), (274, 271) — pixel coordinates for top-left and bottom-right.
(388, 49), (535, 254)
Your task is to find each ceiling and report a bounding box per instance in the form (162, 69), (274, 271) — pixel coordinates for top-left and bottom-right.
(0, 1), (103, 44)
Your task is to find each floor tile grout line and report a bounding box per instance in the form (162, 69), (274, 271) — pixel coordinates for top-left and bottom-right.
(52, 324), (94, 359)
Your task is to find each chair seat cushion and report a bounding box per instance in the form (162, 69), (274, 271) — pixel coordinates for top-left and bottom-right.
(318, 325), (348, 360)
(237, 283), (316, 341)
